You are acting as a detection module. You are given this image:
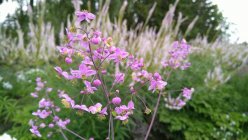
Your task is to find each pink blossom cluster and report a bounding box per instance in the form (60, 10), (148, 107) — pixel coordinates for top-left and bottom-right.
(29, 10), (194, 139)
(162, 40), (191, 70)
(29, 77), (70, 138)
(165, 87), (194, 110)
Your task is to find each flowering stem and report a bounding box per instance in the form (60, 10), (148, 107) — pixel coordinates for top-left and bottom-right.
(64, 128), (86, 140)
(88, 43), (115, 140)
(45, 92), (69, 140)
(144, 70), (172, 140)
(59, 129), (69, 140)
(144, 91), (162, 140)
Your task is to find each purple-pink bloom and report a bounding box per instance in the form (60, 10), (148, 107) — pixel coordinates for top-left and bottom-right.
(91, 37), (101, 45)
(162, 40), (191, 70)
(56, 119), (70, 129)
(114, 72), (125, 84)
(75, 10), (95, 23)
(114, 101), (135, 121)
(39, 98), (52, 108)
(54, 66), (73, 80)
(82, 57), (94, 66)
(30, 125), (42, 137)
(60, 93), (75, 107)
(70, 63), (96, 79)
(88, 103), (102, 114)
(99, 107), (108, 115)
(32, 109), (51, 119)
(30, 92), (38, 98)
(128, 100), (135, 109)
(108, 48), (129, 63)
(81, 80), (97, 94)
(182, 87), (194, 100)
(73, 104), (89, 112)
(48, 123), (54, 128)
(128, 55), (144, 71)
(39, 123), (46, 128)
(116, 115), (129, 121)
(177, 99), (186, 107)
(148, 80), (167, 93)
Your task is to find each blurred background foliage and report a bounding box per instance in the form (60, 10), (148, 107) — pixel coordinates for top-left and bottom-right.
(1, 0), (228, 42)
(0, 0), (248, 140)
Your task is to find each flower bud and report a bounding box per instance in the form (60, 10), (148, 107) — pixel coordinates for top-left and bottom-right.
(93, 79), (101, 87)
(112, 97), (121, 105)
(91, 37), (101, 45)
(40, 123), (46, 128)
(65, 57), (72, 64)
(144, 107), (152, 115)
(48, 123), (54, 128)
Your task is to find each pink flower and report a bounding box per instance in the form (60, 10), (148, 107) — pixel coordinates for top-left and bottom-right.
(30, 125), (42, 137)
(54, 66), (73, 80)
(114, 101), (135, 121)
(91, 37), (101, 45)
(32, 109), (51, 119)
(128, 100), (135, 109)
(116, 115), (129, 121)
(82, 57), (94, 66)
(59, 93), (75, 108)
(148, 73), (167, 93)
(58, 45), (74, 56)
(48, 123), (54, 128)
(56, 119), (70, 129)
(177, 99), (186, 107)
(162, 40), (191, 70)
(114, 72), (125, 84)
(112, 97), (121, 105)
(73, 104), (89, 112)
(88, 103), (102, 114)
(182, 88), (194, 100)
(81, 80), (97, 94)
(99, 107), (108, 115)
(39, 123), (46, 128)
(148, 79), (167, 93)
(75, 10), (95, 23)
(39, 98), (52, 108)
(30, 92), (38, 98)
(108, 48), (129, 63)
(70, 63), (96, 79)
(128, 56), (144, 71)
(91, 31), (102, 45)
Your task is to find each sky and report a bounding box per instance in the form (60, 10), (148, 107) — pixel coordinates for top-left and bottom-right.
(211, 0), (248, 43)
(0, 0), (247, 43)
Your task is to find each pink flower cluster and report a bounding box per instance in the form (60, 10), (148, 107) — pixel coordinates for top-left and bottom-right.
(29, 10), (194, 139)
(29, 78), (70, 138)
(162, 40), (191, 70)
(165, 87), (194, 110)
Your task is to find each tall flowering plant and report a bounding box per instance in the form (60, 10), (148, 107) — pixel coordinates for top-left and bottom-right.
(29, 10), (194, 140)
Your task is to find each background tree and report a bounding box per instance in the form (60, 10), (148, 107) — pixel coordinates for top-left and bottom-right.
(1, 0), (227, 43)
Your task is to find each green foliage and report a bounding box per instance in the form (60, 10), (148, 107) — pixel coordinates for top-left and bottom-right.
(157, 53), (248, 140)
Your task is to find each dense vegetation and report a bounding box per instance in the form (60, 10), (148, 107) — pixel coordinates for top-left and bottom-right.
(0, 0), (247, 140)
(1, 0), (227, 42)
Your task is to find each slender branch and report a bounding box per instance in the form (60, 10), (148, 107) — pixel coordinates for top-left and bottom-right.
(59, 129), (69, 140)
(144, 70), (172, 140)
(88, 43), (115, 140)
(64, 128), (87, 140)
(144, 91), (162, 140)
